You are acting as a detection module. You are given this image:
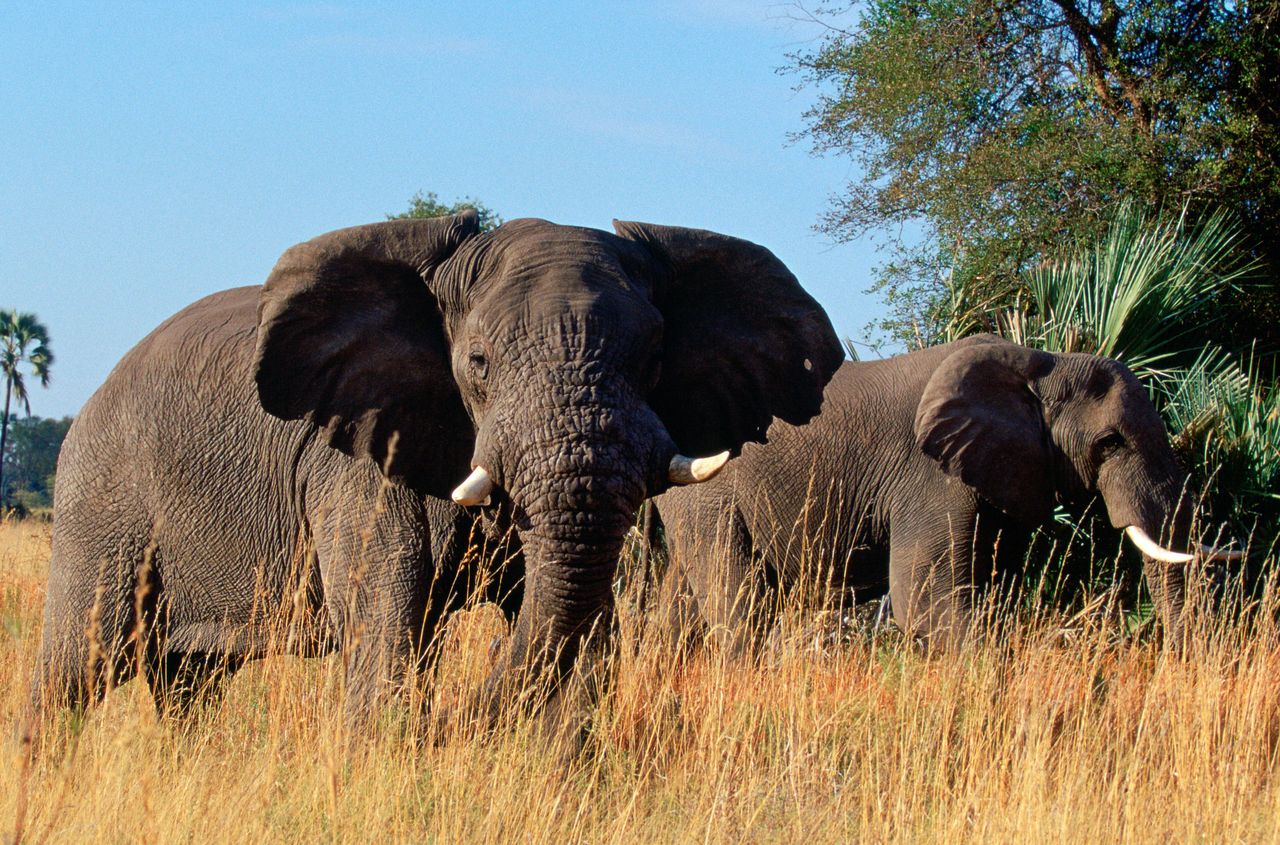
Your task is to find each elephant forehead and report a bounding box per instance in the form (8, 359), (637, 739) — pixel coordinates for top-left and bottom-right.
(462, 273), (662, 358)
(1044, 356), (1165, 443)
(449, 221), (655, 294)
(482, 307), (662, 370)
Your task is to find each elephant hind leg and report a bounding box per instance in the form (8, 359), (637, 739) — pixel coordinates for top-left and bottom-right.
(27, 617), (145, 754)
(29, 628), (119, 720)
(666, 499), (776, 656)
(29, 549), (153, 727)
(145, 651), (243, 718)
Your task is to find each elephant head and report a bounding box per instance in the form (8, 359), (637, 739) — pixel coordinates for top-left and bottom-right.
(914, 334), (1240, 638)
(252, 211), (842, 697)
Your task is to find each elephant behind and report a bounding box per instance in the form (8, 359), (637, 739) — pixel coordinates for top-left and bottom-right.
(32, 211), (842, 727)
(655, 334), (1240, 649)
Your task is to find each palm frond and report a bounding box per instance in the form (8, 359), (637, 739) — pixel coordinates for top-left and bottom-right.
(1014, 202), (1256, 376)
(7, 369), (28, 413)
(0, 307), (54, 412)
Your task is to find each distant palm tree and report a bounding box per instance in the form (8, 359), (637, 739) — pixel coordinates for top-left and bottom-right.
(1, 310), (53, 507)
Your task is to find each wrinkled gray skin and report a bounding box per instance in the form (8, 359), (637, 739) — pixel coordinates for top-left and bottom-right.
(33, 212), (842, 727)
(657, 335), (1205, 650)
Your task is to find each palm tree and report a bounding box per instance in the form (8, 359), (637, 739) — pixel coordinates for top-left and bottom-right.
(1, 310), (53, 507)
(939, 201), (1258, 380)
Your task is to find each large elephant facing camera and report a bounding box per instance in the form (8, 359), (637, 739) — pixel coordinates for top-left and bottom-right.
(656, 335), (1241, 650)
(32, 211), (842, 726)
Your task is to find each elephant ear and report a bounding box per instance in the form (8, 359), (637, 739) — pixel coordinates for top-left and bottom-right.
(613, 220), (843, 456)
(254, 212), (480, 496)
(913, 335), (1057, 525)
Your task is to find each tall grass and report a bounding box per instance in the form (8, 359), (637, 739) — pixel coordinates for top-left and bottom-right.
(5, 517), (1280, 843)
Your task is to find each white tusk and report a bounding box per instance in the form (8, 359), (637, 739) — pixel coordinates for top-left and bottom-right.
(668, 450), (731, 485)
(1124, 526), (1244, 564)
(1199, 542), (1245, 562)
(1124, 526), (1195, 564)
(451, 466), (493, 506)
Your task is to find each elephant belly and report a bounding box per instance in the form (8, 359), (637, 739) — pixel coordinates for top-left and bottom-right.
(769, 520), (891, 602)
(157, 541), (334, 658)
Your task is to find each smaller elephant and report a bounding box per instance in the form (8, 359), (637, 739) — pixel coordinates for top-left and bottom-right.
(655, 334), (1241, 649)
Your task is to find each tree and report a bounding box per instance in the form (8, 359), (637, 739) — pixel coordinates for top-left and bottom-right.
(388, 191), (504, 232)
(1, 309), (53, 507)
(1, 415), (72, 509)
(938, 201), (1257, 377)
(790, 0), (1280, 350)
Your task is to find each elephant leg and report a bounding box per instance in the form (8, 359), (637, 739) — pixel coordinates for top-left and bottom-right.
(888, 499), (981, 651)
(146, 651), (243, 718)
(337, 557), (455, 731)
(30, 533), (153, 725)
(309, 477), (457, 731)
(332, 573), (453, 732)
(653, 554), (707, 649)
(30, 624), (116, 727)
(669, 499), (775, 655)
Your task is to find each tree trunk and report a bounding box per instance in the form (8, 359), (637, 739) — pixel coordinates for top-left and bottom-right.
(0, 374), (12, 508)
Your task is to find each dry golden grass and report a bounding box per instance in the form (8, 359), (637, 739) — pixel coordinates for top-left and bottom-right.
(4, 518), (1280, 844)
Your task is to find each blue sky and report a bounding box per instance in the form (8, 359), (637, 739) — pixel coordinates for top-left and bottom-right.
(1, 1), (882, 419)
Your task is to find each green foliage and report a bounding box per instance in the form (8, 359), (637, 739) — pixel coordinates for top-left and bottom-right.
(937, 202), (1257, 377)
(1, 415), (72, 508)
(1162, 349), (1280, 539)
(791, 0), (1280, 350)
(388, 191), (503, 232)
(1, 310), (52, 414)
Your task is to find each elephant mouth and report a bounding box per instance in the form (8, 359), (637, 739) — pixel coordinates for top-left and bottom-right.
(1123, 525), (1244, 565)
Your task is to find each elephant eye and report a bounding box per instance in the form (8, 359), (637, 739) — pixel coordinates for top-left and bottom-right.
(467, 350), (489, 380)
(1096, 431), (1126, 456)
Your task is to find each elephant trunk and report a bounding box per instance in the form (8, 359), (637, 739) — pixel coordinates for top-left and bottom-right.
(477, 469), (639, 716)
(520, 505), (632, 649)
(1103, 461), (1239, 643)
(1134, 489), (1197, 644)
(468, 379), (666, 715)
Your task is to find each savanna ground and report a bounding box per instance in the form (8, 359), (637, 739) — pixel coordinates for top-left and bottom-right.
(4, 517), (1280, 844)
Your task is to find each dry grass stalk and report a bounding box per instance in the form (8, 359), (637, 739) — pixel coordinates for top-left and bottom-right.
(3, 514), (1279, 844)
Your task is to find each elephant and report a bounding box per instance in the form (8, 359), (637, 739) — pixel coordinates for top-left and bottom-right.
(654, 334), (1241, 651)
(31, 211), (842, 729)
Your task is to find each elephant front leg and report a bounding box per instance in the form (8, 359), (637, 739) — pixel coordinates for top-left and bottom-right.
(339, 601), (429, 731)
(669, 502), (775, 654)
(888, 502), (981, 650)
(311, 482), (455, 732)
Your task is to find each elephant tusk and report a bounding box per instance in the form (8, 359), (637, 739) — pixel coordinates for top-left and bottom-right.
(1199, 542), (1245, 562)
(451, 466), (493, 506)
(669, 450), (731, 485)
(1124, 526), (1195, 564)
(1123, 526), (1245, 564)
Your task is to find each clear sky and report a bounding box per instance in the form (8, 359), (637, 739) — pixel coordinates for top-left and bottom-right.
(1, 1), (882, 419)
